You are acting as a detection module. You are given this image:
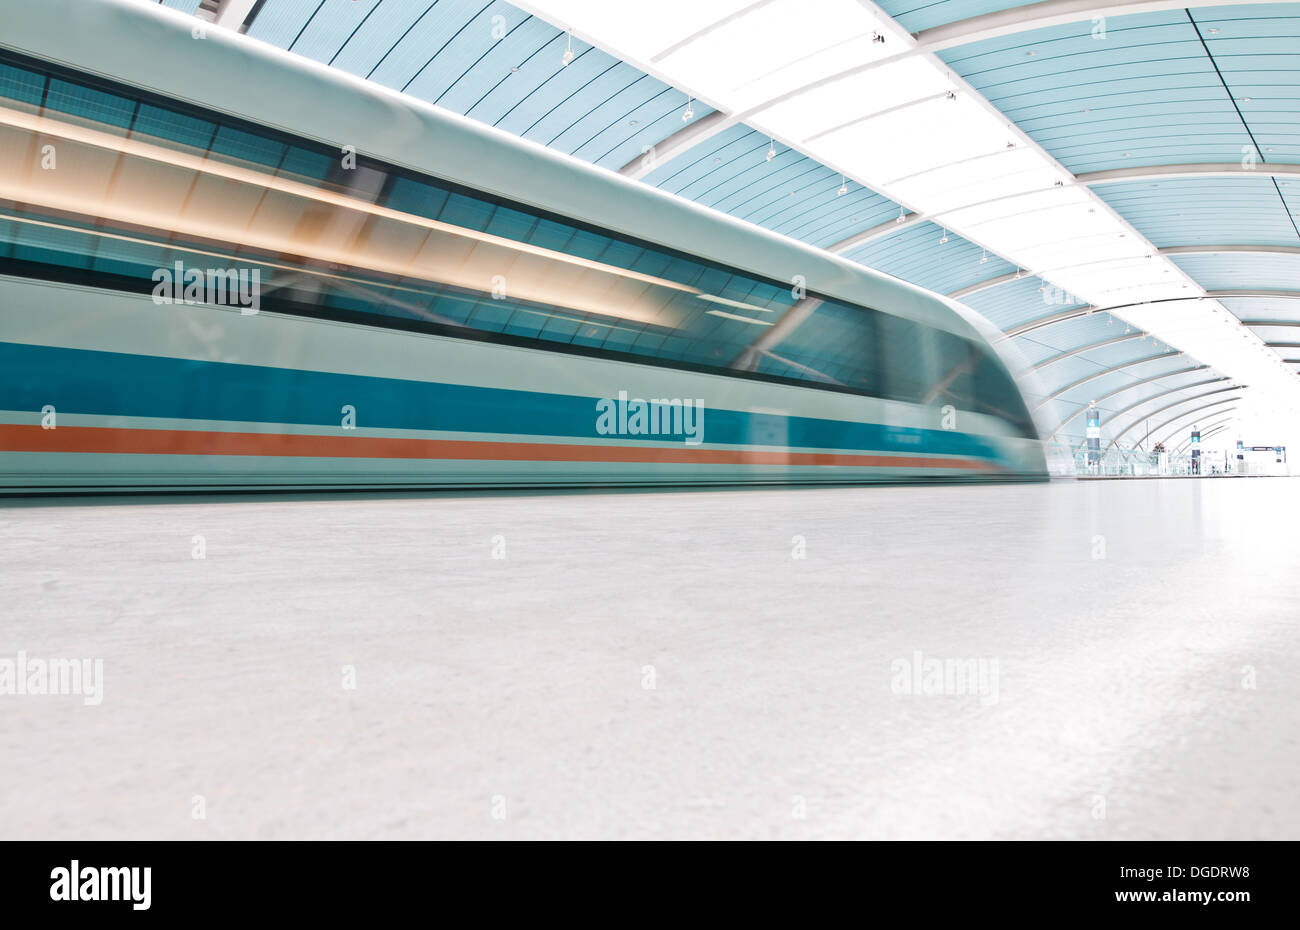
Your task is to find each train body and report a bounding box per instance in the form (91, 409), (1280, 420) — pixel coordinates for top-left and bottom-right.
(0, 0), (1046, 492)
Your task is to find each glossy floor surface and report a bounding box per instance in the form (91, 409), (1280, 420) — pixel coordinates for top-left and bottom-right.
(2, 477), (1297, 839)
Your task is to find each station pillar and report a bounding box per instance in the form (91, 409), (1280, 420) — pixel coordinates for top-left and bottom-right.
(1085, 403), (1100, 470)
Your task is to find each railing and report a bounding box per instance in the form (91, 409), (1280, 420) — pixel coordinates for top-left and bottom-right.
(1059, 446), (1289, 477)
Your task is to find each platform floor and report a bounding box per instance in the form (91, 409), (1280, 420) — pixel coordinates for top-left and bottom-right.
(2, 477), (1297, 840)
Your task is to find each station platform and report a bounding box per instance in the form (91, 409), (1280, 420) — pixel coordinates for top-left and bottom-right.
(2, 477), (1296, 840)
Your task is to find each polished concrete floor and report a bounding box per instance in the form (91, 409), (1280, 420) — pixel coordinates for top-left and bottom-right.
(2, 477), (1297, 840)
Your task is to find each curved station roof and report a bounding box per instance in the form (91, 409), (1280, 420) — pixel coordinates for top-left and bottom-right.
(162, 0), (1300, 451)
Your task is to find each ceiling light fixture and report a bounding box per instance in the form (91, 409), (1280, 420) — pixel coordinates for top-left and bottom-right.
(682, 96), (694, 122)
(561, 30), (574, 66)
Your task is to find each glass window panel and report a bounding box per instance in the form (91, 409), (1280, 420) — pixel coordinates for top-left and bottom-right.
(132, 103), (214, 150)
(0, 62), (45, 106)
(45, 79), (135, 131)
(210, 125), (286, 170)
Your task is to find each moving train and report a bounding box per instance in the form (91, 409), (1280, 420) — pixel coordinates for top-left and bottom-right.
(0, 0), (1045, 492)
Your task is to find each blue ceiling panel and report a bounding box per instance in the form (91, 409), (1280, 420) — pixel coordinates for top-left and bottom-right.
(1222, 294), (1300, 321)
(840, 222), (1017, 295)
(282, 0), (384, 63)
(1052, 355), (1206, 414)
(641, 123), (756, 190)
(1250, 323), (1300, 343)
(302, 0), (441, 76)
(1103, 379), (1242, 445)
(939, 5), (1300, 174)
(245, 0), (330, 49)
(1016, 311), (1134, 355)
(939, 12), (1252, 174)
(1031, 353), (1106, 390)
(403, 5), (573, 105)
(1171, 251), (1300, 290)
(873, 0), (1043, 34)
(959, 276), (1082, 331)
(1061, 365), (1222, 420)
(1091, 177), (1300, 247)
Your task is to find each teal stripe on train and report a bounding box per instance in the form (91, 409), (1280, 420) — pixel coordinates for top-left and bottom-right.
(0, 342), (1004, 459)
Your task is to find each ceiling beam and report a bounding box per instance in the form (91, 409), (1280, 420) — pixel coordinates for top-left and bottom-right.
(949, 272), (1021, 298)
(1078, 163), (1300, 186)
(1003, 306), (1093, 338)
(1002, 293), (1300, 346)
(1103, 375), (1232, 435)
(1161, 245), (1300, 257)
(954, 262), (1300, 304)
(1027, 332), (1147, 371)
(1154, 401), (1240, 449)
(912, 0), (1284, 50)
(1047, 363), (1206, 435)
(619, 109), (732, 179)
(1209, 290), (1300, 300)
(1034, 353), (1190, 408)
(1107, 385), (1241, 450)
(825, 213), (922, 253)
(1066, 377), (1227, 444)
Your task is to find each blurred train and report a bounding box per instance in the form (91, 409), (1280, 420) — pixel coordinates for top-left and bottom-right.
(0, 0), (1045, 492)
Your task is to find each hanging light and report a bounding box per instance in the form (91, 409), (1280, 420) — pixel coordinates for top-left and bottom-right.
(939, 228), (948, 244)
(766, 139), (776, 161)
(979, 249), (988, 264)
(561, 30), (574, 67)
(895, 207), (906, 224)
(682, 96), (694, 122)
(837, 175), (848, 196)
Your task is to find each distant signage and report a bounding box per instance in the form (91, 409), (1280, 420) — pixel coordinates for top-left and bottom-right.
(1085, 407), (1100, 465)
